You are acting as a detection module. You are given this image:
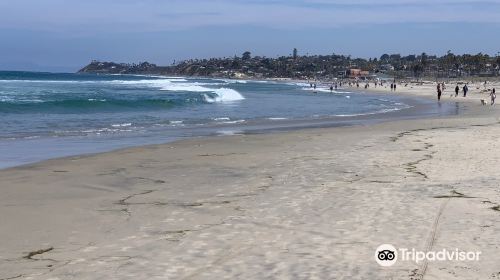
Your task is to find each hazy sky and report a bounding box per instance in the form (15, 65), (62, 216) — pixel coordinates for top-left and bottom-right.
(1, 0), (499, 72)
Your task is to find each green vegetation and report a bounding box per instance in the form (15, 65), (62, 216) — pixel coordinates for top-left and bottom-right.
(79, 50), (500, 80)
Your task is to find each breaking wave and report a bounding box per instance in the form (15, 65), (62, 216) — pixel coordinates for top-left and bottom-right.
(0, 77), (245, 113)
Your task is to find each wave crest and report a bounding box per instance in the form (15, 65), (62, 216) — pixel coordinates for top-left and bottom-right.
(203, 88), (245, 103)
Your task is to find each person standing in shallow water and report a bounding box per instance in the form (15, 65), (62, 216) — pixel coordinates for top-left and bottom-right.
(437, 83), (442, 101)
(491, 88), (496, 105)
(463, 84), (468, 97)
(455, 85), (459, 97)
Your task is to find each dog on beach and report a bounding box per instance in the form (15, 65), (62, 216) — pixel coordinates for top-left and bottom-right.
(480, 99), (486, 105)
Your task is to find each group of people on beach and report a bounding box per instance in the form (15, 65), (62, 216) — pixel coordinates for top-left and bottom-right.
(438, 83), (466, 101)
(436, 83), (469, 101)
(437, 82), (496, 105)
(310, 79), (399, 92)
(390, 83), (397, 91)
(345, 81), (360, 88)
(309, 79), (496, 106)
(436, 83), (448, 100)
(329, 83), (339, 92)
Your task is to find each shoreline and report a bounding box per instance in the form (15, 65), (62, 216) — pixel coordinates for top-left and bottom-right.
(0, 78), (457, 170)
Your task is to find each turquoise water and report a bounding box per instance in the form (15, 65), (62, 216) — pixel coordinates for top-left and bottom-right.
(0, 71), (453, 168)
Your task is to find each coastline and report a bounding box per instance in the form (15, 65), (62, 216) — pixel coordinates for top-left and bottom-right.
(2, 84), (500, 279)
(0, 77), (457, 170)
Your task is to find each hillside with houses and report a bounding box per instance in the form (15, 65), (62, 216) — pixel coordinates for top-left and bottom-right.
(79, 50), (500, 80)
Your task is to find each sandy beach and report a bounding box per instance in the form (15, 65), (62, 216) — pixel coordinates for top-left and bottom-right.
(1, 83), (500, 279)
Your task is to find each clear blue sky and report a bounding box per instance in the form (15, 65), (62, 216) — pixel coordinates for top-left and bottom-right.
(1, 0), (499, 72)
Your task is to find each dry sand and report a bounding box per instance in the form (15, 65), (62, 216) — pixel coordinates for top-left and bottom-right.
(1, 83), (500, 279)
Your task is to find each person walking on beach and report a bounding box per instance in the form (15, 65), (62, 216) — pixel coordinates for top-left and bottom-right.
(437, 83), (442, 101)
(390, 83), (394, 91)
(491, 88), (496, 105)
(455, 85), (459, 97)
(393, 83), (397, 91)
(463, 84), (468, 97)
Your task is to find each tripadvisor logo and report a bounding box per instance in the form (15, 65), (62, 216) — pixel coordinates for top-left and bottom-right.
(375, 244), (481, 267)
(375, 244), (397, 267)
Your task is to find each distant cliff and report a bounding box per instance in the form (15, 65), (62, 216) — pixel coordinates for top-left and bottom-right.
(78, 61), (172, 75)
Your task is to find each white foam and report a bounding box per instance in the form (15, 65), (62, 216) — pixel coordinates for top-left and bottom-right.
(334, 105), (413, 117)
(190, 82), (227, 86)
(213, 117), (230, 121)
(291, 82), (310, 87)
(220, 119), (245, 124)
(166, 84), (214, 92)
(144, 80), (245, 102)
(203, 88), (245, 103)
(110, 79), (177, 87)
(217, 130), (244, 136)
(222, 79), (248, 84)
(2, 98), (44, 103)
(82, 127), (132, 133)
(127, 74), (186, 80)
(302, 87), (332, 93)
(111, 123), (132, 127)
(268, 117), (288, 120)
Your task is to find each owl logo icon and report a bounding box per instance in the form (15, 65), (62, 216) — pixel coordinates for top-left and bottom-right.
(375, 244), (398, 267)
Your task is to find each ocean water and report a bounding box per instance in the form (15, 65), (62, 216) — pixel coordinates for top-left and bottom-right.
(0, 71), (454, 168)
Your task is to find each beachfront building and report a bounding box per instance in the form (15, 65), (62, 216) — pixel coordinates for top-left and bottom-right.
(348, 68), (370, 79)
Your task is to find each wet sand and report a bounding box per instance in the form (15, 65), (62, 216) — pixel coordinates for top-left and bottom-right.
(1, 84), (500, 279)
